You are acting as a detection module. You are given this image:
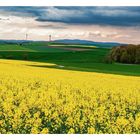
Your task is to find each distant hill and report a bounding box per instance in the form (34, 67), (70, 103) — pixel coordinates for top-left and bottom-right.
(0, 39), (31, 44)
(0, 39), (48, 44)
(0, 39), (126, 48)
(54, 39), (126, 48)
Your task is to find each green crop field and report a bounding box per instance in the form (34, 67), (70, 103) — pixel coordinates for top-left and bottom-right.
(0, 42), (140, 76)
(0, 44), (33, 51)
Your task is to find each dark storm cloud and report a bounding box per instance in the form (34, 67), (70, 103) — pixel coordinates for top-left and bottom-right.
(0, 6), (140, 26)
(0, 6), (43, 17)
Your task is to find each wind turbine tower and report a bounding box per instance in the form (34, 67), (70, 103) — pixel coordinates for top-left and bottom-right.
(49, 35), (52, 42)
(26, 33), (28, 41)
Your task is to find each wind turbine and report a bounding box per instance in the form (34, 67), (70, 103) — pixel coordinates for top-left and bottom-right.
(26, 33), (28, 41)
(49, 35), (52, 42)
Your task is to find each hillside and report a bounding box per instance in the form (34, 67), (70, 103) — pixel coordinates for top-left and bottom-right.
(54, 39), (125, 48)
(1, 59), (140, 133)
(0, 42), (139, 76)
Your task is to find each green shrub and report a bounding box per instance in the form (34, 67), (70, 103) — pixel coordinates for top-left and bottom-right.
(104, 55), (113, 64)
(0, 55), (3, 59)
(6, 55), (14, 59)
(22, 54), (28, 60)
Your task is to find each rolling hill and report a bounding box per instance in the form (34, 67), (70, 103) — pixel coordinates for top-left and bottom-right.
(54, 39), (125, 48)
(0, 41), (139, 76)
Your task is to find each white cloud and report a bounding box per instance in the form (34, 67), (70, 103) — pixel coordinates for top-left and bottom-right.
(0, 12), (140, 44)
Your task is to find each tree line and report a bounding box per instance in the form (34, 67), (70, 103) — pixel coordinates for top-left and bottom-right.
(105, 44), (140, 64)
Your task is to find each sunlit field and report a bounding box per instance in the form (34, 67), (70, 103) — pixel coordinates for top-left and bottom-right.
(0, 59), (140, 134)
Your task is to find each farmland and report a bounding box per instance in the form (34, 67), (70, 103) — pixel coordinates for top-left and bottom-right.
(0, 59), (140, 134)
(0, 42), (140, 134)
(0, 42), (140, 76)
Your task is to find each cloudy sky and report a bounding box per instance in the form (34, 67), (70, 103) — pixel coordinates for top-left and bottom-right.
(0, 6), (140, 44)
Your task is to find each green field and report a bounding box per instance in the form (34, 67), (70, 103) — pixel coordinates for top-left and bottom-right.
(0, 42), (140, 76)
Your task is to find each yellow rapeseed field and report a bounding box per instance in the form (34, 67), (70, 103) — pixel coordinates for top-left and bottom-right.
(0, 59), (140, 134)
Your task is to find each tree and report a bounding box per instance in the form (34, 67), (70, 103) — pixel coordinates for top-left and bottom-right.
(135, 47), (140, 64)
(107, 44), (140, 64)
